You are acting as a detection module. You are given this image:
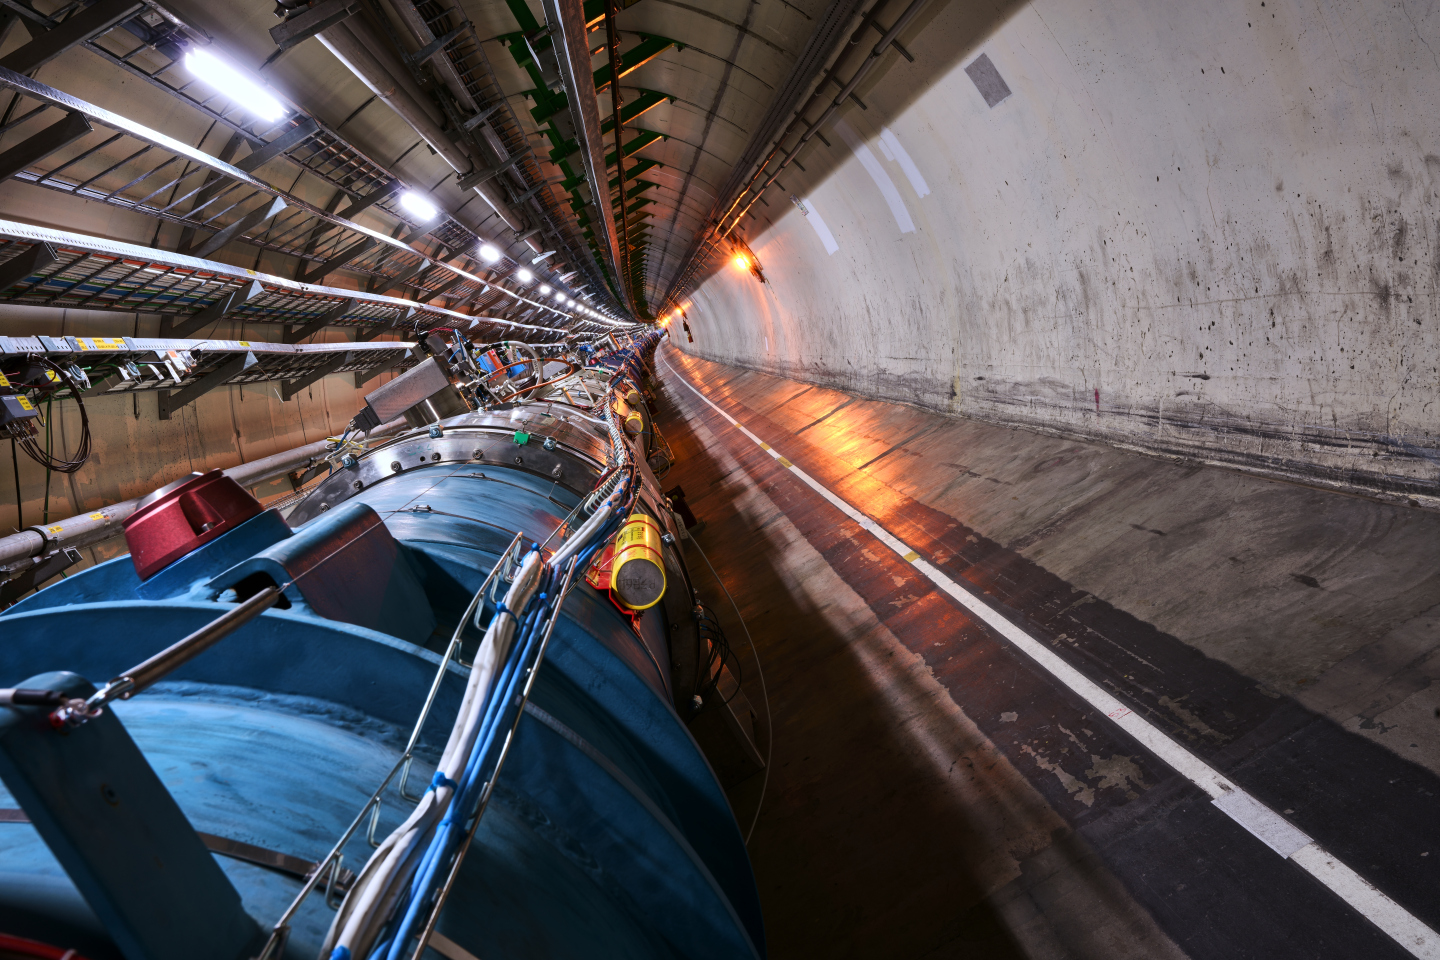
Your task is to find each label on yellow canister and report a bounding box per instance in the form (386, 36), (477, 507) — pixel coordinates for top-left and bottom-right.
(610, 513), (666, 610)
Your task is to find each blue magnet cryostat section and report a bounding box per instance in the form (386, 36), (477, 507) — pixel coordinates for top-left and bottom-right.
(0, 421), (764, 958)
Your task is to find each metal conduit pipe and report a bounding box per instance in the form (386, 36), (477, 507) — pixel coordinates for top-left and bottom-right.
(337, 15), (447, 129)
(662, 0), (930, 304)
(317, 21), (538, 244)
(316, 26), (470, 172)
(374, 3), (549, 256)
(724, 0), (931, 232)
(0, 418), (408, 569)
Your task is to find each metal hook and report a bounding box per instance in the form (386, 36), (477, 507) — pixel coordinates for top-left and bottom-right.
(366, 799), (383, 847)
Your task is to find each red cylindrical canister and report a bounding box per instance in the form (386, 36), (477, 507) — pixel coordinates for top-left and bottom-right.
(122, 470), (264, 579)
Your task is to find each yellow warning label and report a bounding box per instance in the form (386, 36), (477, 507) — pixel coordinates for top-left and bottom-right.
(16, 396), (33, 411)
(77, 337), (124, 350)
(759, 441), (771, 451)
(88, 512), (106, 522)
(45, 524), (63, 534)
(45, 370), (60, 382)
(902, 550), (920, 563)
(0, 373), (9, 387)
(777, 457), (793, 469)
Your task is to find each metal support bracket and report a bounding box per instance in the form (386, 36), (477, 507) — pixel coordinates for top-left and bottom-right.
(0, 671), (261, 960)
(159, 279), (264, 339)
(0, 109), (92, 183)
(234, 118), (320, 173)
(406, 22), (469, 67)
(270, 0), (362, 51)
(456, 156), (519, 190)
(0, 546), (80, 609)
(189, 195), (288, 259)
(158, 350), (258, 420)
(338, 178), (402, 220)
(0, 240), (57, 293)
(377, 256), (430, 294)
(281, 351), (353, 400)
(299, 237), (378, 285)
(461, 100), (508, 132)
(0, 0), (143, 74)
(353, 352), (407, 387)
(425, 274), (467, 303)
(284, 297), (356, 344)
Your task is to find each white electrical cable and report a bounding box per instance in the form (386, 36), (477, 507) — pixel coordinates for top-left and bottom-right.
(323, 552), (545, 960)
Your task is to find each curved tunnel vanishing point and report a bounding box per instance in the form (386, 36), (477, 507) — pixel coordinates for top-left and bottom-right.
(0, 0), (1437, 958)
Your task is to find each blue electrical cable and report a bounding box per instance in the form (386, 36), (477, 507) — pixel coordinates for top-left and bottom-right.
(366, 418), (646, 956)
(378, 563), (562, 960)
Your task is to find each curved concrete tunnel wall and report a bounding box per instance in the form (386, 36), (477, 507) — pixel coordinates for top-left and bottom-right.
(676, 0), (1440, 500)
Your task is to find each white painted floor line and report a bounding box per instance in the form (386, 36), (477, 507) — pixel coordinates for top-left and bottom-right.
(661, 354), (1439, 960)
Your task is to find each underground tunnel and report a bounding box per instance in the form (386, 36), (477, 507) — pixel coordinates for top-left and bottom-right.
(0, 0), (1436, 957)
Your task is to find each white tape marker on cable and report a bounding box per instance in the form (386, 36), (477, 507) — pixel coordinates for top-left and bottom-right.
(661, 355), (1440, 960)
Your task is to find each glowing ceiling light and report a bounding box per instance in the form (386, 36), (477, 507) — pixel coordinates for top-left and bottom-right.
(516, 268), (533, 283)
(478, 243), (501, 263)
(539, 284), (551, 295)
(185, 49), (284, 121)
(399, 191), (438, 221)
(732, 255), (748, 270)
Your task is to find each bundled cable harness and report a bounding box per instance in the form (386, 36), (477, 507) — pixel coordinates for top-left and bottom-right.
(321, 422), (641, 960)
(2, 355), (92, 474)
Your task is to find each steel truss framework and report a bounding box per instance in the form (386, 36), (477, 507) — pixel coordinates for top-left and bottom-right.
(0, 331), (416, 416)
(0, 1), (642, 331)
(0, 218), (582, 346)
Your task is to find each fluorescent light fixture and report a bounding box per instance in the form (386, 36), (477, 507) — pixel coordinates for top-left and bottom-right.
(478, 243), (501, 263)
(516, 268), (533, 283)
(399, 191), (438, 221)
(185, 49), (284, 121)
(539, 284), (551, 295)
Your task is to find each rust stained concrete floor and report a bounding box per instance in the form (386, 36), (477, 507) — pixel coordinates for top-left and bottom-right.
(651, 344), (1440, 960)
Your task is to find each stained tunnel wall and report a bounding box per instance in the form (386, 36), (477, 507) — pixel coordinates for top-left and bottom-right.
(676, 0), (1440, 498)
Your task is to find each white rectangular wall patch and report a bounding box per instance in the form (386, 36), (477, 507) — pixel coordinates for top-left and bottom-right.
(791, 195), (839, 254)
(834, 119), (916, 234)
(880, 126), (930, 198)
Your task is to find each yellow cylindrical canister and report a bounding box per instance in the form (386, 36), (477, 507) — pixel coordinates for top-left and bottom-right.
(610, 513), (666, 610)
(616, 397), (646, 437)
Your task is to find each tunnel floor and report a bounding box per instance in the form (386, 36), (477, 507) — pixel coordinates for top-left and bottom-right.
(650, 344), (1440, 960)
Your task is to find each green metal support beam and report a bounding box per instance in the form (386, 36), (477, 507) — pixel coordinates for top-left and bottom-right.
(601, 89), (672, 134)
(604, 130), (665, 169)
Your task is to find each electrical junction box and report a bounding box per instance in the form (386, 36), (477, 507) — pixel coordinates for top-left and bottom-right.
(351, 356), (466, 431)
(0, 393), (38, 428)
